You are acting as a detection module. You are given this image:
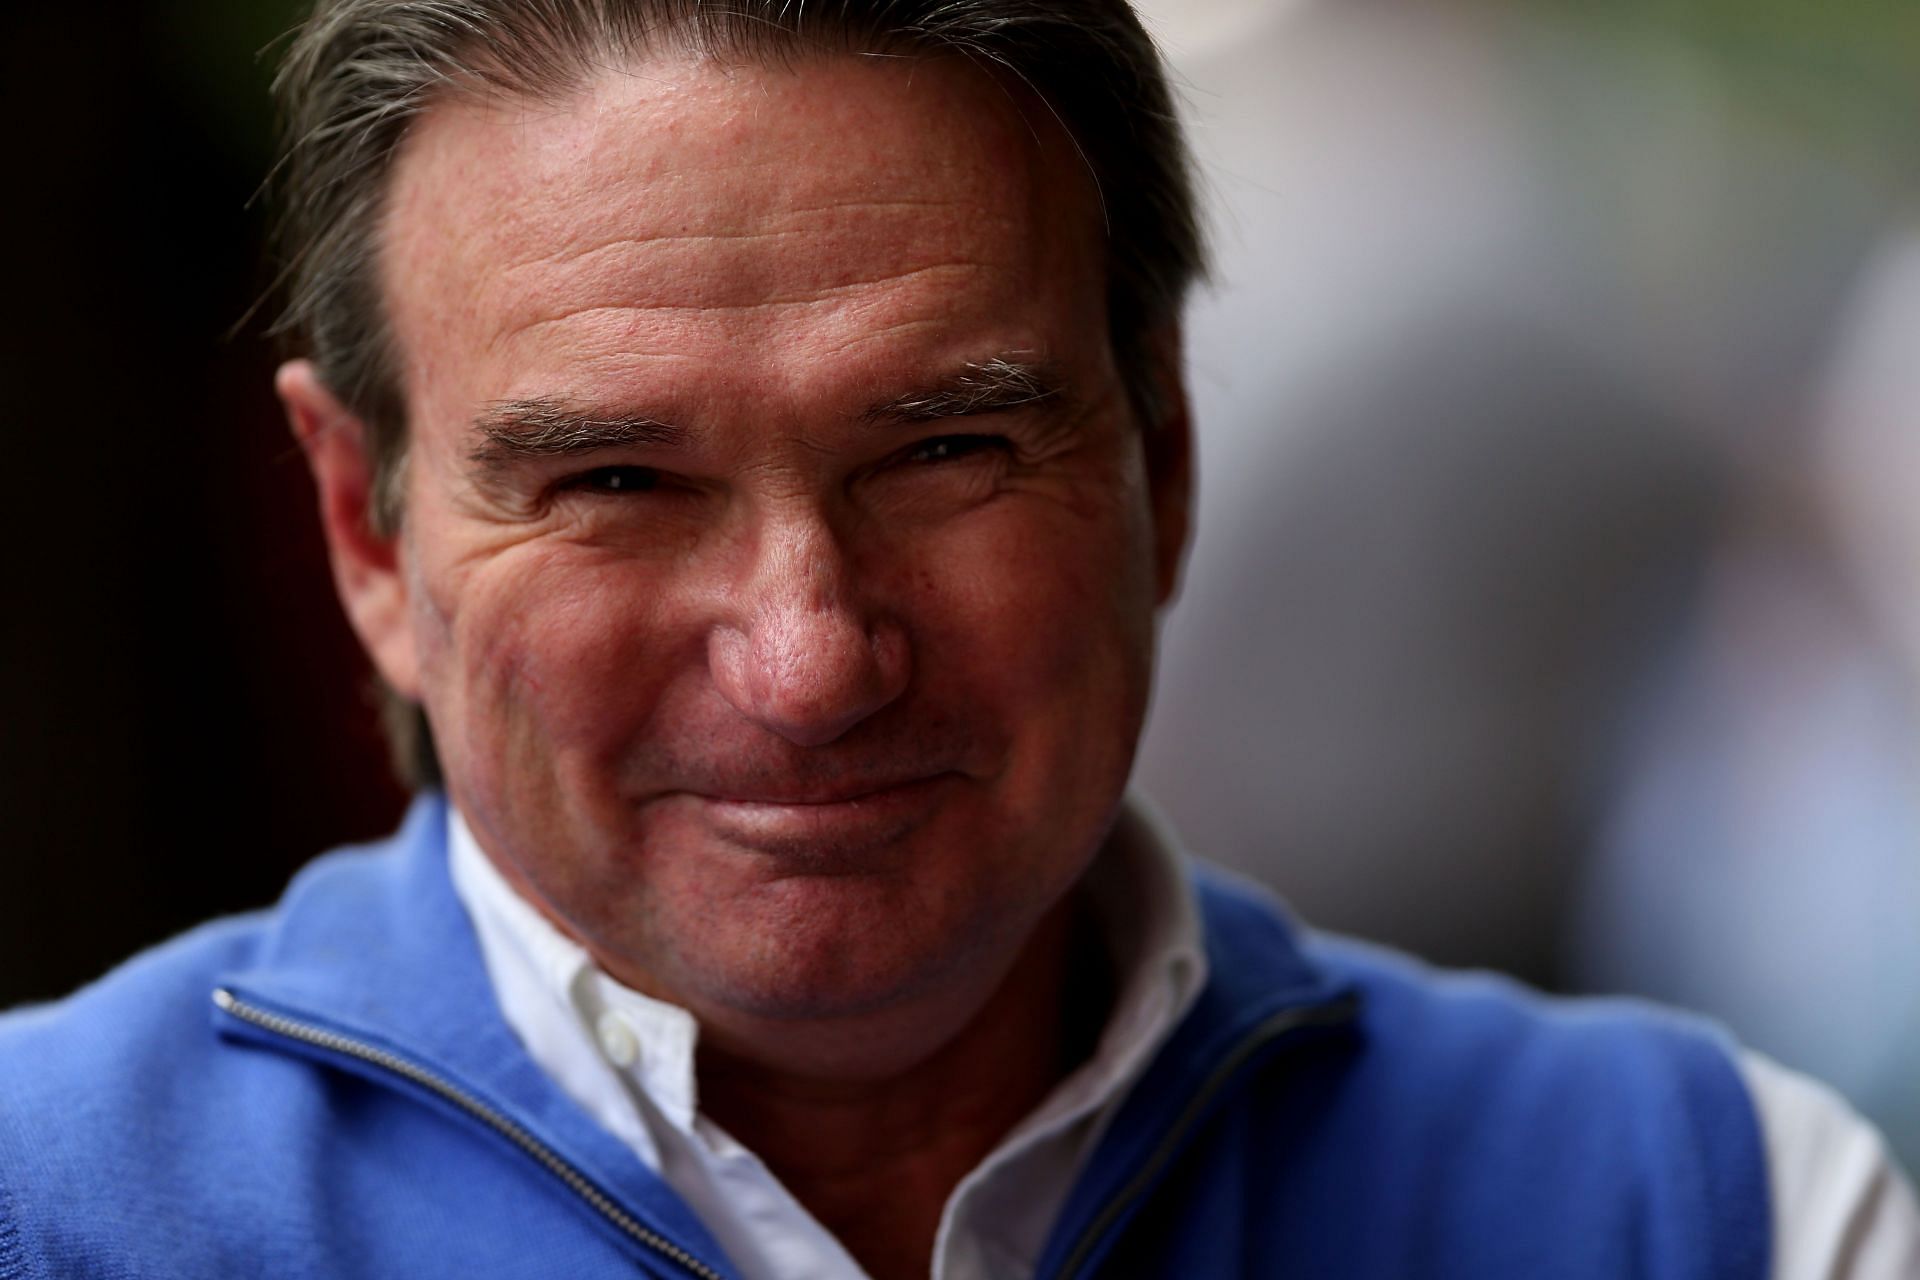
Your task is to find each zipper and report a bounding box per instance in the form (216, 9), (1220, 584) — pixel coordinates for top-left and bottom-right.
(1049, 994), (1360, 1280)
(211, 988), (725, 1280)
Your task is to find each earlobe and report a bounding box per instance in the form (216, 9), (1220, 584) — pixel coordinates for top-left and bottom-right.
(277, 360), (422, 698)
(1141, 328), (1195, 607)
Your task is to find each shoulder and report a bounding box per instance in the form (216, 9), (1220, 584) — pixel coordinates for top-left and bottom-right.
(1312, 928), (1756, 1115)
(0, 909), (270, 1110)
(0, 821), (428, 1273)
(0, 826), (417, 1085)
(1171, 861), (1920, 1279)
(1739, 1050), (1920, 1280)
(1196, 863), (1755, 1111)
(1179, 867), (1772, 1276)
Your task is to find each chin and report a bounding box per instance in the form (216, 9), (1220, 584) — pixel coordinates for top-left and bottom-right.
(661, 874), (1011, 1027)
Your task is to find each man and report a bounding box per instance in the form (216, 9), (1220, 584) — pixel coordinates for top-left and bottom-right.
(0, 2), (1915, 1277)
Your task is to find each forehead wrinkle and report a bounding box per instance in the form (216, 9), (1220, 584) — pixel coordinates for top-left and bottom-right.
(499, 187), (1010, 274)
(502, 196), (1013, 279)
(472, 192), (1014, 362)
(444, 79), (1035, 275)
(502, 228), (812, 279)
(491, 260), (994, 356)
(812, 317), (950, 364)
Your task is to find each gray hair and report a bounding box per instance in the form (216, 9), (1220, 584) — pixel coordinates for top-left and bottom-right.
(270, 0), (1204, 787)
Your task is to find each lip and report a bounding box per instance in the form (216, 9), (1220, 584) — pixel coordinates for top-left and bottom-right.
(701, 774), (945, 807)
(674, 773), (957, 859)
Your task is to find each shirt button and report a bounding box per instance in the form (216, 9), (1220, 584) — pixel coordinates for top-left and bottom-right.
(596, 1013), (639, 1069)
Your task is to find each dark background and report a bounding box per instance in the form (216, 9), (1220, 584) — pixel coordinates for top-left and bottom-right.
(2, 3), (406, 1006)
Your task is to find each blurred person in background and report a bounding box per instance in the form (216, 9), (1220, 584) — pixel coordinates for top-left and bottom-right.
(1574, 239), (1920, 1179)
(1131, 0), (1920, 1182)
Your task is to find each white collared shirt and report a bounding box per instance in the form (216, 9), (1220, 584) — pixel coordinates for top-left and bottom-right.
(448, 800), (1208, 1280)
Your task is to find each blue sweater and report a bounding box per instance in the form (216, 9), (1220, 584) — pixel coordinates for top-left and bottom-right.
(0, 797), (1769, 1278)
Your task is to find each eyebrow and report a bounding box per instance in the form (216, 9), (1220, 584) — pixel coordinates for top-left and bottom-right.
(466, 358), (1064, 470)
(469, 398), (686, 470)
(864, 357), (1065, 425)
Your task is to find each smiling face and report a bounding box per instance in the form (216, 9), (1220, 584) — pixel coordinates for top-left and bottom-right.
(289, 49), (1190, 1065)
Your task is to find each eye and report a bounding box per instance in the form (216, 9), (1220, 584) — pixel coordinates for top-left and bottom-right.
(565, 465), (660, 494)
(905, 435), (1008, 465)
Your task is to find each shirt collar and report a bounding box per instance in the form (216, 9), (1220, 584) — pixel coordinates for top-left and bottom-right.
(448, 812), (704, 1142)
(447, 796), (1209, 1160)
(1018, 795), (1210, 1152)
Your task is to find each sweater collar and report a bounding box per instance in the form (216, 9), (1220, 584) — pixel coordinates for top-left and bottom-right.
(211, 791), (1355, 1277)
(210, 793), (737, 1272)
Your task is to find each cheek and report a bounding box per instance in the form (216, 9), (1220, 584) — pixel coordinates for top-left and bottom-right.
(914, 478), (1161, 757)
(952, 471), (1158, 663)
(414, 551), (687, 790)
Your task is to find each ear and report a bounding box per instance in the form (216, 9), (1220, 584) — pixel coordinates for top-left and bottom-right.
(1139, 327), (1194, 607)
(277, 359), (422, 699)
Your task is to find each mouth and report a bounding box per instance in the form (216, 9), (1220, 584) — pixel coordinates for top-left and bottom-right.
(671, 773), (958, 860)
(702, 774), (947, 807)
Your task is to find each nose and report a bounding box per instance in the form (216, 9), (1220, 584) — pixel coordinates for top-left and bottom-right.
(707, 517), (910, 747)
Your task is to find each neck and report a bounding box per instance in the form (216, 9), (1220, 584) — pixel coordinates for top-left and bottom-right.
(696, 898), (1106, 1280)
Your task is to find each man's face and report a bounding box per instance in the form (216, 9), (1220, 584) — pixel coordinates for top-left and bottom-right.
(311, 51), (1188, 1049)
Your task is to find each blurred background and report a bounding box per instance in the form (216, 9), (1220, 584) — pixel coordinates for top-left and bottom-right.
(3, 0), (1916, 1172)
